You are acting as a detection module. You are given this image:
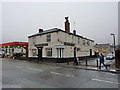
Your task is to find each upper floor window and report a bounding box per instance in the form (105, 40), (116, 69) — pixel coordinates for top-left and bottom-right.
(87, 41), (90, 45)
(33, 37), (36, 44)
(83, 40), (85, 45)
(78, 37), (80, 44)
(72, 36), (74, 43)
(46, 34), (51, 42)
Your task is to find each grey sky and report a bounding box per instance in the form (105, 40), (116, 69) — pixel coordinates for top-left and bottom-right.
(2, 2), (118, 45)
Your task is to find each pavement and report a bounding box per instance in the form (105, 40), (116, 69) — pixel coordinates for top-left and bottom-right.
(1, 57), (120, 74)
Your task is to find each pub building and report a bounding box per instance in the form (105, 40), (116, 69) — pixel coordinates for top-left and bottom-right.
(28, 17), (94, 62)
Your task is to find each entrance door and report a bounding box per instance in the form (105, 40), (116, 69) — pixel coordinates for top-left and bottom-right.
(90, 49), (92, 57)
(38, 47), (43, 61)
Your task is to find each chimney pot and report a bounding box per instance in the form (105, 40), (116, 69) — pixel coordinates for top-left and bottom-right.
(73, 30), (76, 35)
(39, 29), (43, 33)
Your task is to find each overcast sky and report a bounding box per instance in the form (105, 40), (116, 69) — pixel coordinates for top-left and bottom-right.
(2, 1), (118, 45)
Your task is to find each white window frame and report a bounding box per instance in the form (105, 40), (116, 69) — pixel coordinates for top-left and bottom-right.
(33, 37), (36, 44)
(46, 34), (51, 42)
(83, 40), (85, 45)
(46, 48), (52, 57)
(78, 37), (80, 44)
(56, 48), (64, 58)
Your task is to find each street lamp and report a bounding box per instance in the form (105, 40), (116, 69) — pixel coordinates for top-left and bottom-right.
(111, 33), (116, 53)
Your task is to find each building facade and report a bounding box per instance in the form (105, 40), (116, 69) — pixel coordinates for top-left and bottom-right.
(28, 17), (94, 61)
(28, 28), (94, 58)
(94, 43), (113, 56)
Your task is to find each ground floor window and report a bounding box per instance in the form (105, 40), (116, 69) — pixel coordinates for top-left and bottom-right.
(46, 48), (52, 57)
(57, 48), (64, 58)
(32, 49), (37, 56)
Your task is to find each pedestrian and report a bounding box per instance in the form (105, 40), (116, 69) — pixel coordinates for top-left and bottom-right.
(73, 57), (78, 65)
(99, 53), (107, 69)
(75, 57), (78, 65)
(77, 57), (80, 65)
(67, 58), (70, 65)
(12, 53), (15, 59)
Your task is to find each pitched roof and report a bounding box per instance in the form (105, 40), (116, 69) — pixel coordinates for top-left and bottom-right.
(28, 28), (60, 38)
(28, 28), (94, 42)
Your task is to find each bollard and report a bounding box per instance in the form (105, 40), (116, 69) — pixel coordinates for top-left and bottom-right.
(86, 60), (87, 66)
(67, 59), (69, 65)
(96, 60), (98, 67)
(99, 61), (101, 69)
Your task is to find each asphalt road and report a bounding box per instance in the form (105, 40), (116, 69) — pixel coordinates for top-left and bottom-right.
(1, 59), (120, 88)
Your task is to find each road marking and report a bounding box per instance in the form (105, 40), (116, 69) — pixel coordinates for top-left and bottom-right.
(51, 72), (74, 77)
(15, 65), (43, 72)
(15, 66), (23, 68)
(26, 67), (43, 72)
(51, 72), (63, 75)
(66, 74), (74, 77)
(91, 78), (120, 85)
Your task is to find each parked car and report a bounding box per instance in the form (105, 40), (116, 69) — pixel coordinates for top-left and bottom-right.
(106, 54), (115, 60)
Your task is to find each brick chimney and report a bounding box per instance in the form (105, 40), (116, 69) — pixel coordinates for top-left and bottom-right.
(65, 17), (70, 32)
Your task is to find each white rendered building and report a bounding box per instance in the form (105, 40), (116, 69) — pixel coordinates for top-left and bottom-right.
(28, 17), (94, 62)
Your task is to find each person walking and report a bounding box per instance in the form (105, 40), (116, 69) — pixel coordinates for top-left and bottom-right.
(77, 57), (80, 65)
(73, 57), (78, 65)
(99, 53), (107, 69)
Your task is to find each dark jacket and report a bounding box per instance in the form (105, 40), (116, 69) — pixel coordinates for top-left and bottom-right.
(100, 55), (104, 63)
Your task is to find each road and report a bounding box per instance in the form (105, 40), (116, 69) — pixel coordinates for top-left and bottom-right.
(1, 59), (120, 88)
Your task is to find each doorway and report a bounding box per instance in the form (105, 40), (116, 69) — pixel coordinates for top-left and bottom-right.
(38, 47), (43, 61)
(90, 49), (92, 57)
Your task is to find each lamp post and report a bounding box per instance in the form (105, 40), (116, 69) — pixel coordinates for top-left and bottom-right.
(111, 33), (116, 53)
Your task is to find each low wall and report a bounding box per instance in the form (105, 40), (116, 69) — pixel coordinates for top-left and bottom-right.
(28, 56), (94, 63)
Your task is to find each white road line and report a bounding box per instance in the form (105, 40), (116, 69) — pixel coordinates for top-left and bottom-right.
(92, 78), (120, 85)
(51, 72), (63, 75)
(15, 66), (23, 68)
(15, 65), (43, 72)
(51, 72), (75, 77)
(15, 66), (74, 77)
(66, 74), (75, 77)
(26, 68), (43, 72)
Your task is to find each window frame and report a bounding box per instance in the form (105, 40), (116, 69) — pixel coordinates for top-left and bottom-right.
(46, 34), (51, 42)
(46, 48), (52, 57)
(83, 39), (86, 45)
(33, 37), (36, 44)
